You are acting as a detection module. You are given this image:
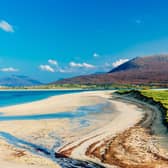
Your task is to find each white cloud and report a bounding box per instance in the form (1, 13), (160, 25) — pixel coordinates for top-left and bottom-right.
(82, 62), (95, 68)
(112, 59), (129, 68)
(48, 59), (58, 65)
(0, 20), (14, 32)
(93, 53), (99, 58)
(69, 62), (83, 68)
(40, 60), (71, 73)
(39, 60), (95, 74)
(39, 65), (55, 72)
(0, 67), (19, 72)
(69, 61), (95, 69)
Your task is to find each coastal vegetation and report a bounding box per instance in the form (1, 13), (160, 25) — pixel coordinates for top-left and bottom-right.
(141, 90), (168, 110)
(117, 89), (168, 123)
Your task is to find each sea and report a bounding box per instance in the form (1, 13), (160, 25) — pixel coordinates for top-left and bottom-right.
(0, 90), (85, 107)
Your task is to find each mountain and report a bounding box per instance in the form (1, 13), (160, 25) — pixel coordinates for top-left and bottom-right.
(0, 75), (43, 87)
(53, 55), (168, 85)
(109, 55), (168, 73)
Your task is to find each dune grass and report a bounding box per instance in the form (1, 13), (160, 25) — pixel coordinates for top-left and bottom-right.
(141, 90), (168, 109)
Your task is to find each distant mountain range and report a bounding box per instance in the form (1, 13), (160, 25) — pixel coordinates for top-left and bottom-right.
(0, 75), (43, 87)
(53, 55), (168, 85)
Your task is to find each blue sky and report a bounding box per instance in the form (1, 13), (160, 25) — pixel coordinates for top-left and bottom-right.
(0, 0), (168, 82)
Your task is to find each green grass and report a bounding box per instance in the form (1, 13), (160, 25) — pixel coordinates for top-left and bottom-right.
(140, 90), (168, 109)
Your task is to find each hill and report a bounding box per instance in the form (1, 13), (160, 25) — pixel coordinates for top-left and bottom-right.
(0, 75), (43, 87)
(53, 55), (168, 86)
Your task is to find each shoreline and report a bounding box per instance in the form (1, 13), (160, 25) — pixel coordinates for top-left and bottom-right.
(0, 91), (116, 168)
(0, 90), (111, 116)
(1, 90), (168, 167)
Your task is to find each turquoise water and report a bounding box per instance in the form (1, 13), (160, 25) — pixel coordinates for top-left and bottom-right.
(0, 90), (84, 107)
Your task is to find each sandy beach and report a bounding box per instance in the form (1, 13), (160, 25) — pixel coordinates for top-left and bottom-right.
(0, 91), (108, 116)
(58, 94), (143, 167)
(0, 90), (167, 168)
(0, 91), (115, 168)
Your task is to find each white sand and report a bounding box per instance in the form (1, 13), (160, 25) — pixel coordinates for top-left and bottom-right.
(59, 94), (144, 167)
(0, 90), (143, 168)
(71, 99), (142, 152)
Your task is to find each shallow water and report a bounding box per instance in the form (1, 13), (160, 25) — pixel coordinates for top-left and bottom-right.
(0, 90), (85, 107)
(0, 102), (109, 121)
